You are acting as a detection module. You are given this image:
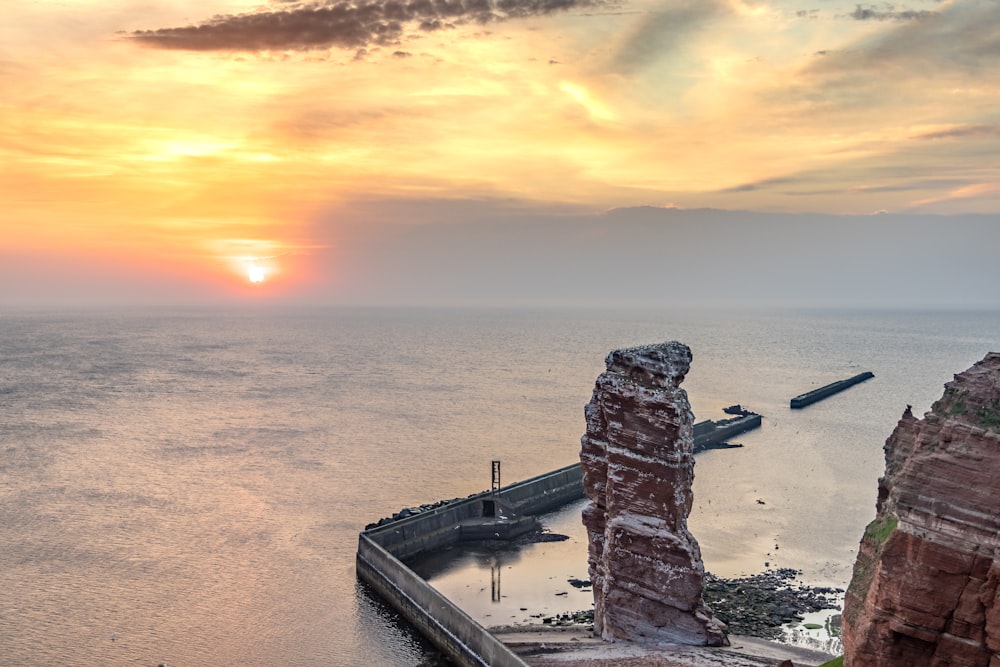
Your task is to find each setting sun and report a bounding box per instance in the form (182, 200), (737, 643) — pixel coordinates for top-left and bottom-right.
(248, 265), (265, 284)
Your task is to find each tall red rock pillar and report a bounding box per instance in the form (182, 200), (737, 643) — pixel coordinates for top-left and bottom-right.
(579, 341), (727, 645)
(843, 352), (1000, 666)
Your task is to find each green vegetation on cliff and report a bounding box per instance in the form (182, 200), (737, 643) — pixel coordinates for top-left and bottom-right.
(934, 387), (1000, 431)
(864, 515), (898, 546)
(845, 514), (898, 626)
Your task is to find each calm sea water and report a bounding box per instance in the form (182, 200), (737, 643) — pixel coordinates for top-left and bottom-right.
(1, 307), (997, 665)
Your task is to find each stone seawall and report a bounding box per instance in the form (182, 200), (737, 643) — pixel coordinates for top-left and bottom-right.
(790, 371), (874, 409)
(357, 535), (529, 667)
(357, 463), (584, 667)
(495, 463), (585, 515)
(366, 463), (584, 560)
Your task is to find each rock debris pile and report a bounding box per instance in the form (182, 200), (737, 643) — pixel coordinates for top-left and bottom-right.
(703, 569), (841, 639)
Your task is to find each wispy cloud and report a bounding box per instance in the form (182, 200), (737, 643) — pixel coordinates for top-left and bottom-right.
(914, 124), (1000, 141)
(848, 4), (934, 21)
(129, 0), (604, 52)
(609, 1), (728, 74)
(910, 181), (1000, 208)
(718, 175), (800, 194)
(814, 2), (1000, 75)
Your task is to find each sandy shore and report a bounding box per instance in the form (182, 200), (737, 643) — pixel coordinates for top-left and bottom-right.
(491, 625), (836, 667)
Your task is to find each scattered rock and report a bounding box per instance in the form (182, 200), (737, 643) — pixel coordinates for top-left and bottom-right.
(550, 569), (842, 639)
(702, 568), (842, 639)
(365, 497), (467, 529)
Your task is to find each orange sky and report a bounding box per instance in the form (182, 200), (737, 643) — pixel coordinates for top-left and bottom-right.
(2, 0), (999, 305)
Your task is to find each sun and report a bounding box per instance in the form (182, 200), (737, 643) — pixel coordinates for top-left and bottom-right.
(248, 265), (266, 284)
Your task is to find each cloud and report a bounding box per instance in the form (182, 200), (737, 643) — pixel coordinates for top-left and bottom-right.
(816, 3), (1000, 75)
(849, 5), (934, 21)
(128, 0), (603, 52)
(610, 1), (729, 73)
(777, 1), (1000, 132)
(910, 182), (1000, 209)
(718, 176), (800, 194)
(915, 124), (1000, 141)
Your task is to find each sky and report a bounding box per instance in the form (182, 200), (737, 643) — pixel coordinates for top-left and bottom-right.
(1, 0), (998, 308)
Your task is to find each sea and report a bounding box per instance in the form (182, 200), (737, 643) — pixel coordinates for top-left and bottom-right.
(1, 307), (998, 666)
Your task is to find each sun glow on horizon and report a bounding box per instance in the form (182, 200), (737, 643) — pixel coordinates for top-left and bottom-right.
(248, 265), (265, 283)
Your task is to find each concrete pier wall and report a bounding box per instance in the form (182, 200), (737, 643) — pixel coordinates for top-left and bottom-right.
(357, 463), (584, 667)
(693, 412), (762, 451)
(366, 496), (481, 561)
(365, 463), (585, 560)
(790, 371), (875, 409)
(710, 413), (763, 442)
(357, 534), (530, 667)
(494, 463), (584, 515)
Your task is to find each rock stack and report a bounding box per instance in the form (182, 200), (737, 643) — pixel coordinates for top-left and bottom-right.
(843, 352), (1000, 666)
(579, 341), (727, 646)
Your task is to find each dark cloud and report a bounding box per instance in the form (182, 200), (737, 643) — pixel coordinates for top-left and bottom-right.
(849, 5), (933, 22)
(128, 0), (601, 52)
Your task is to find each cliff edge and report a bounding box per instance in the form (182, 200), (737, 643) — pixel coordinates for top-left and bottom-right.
(843, 351), (1000, 666)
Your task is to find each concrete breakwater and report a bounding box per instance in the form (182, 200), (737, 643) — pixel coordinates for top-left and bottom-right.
(362, 464), (584, 561)
(790, 371), (874, 409)
(357, 536), (528, 667)
(356, 464), (583, 667)
(694, 408), (762, 451)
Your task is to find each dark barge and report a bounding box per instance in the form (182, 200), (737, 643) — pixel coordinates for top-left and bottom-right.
(790, 371), (875, 409)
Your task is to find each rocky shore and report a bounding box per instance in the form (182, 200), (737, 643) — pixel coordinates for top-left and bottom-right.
(703, 569), (842, 639)
(495, 567), (842, 642)
(486, 570), (842, 667)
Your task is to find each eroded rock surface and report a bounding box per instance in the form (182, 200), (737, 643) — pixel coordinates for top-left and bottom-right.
(580, 341), (727, 646)
(843, 351), (1000, 666)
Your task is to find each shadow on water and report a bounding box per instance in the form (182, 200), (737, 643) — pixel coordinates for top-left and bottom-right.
(354, 580), (455, 667)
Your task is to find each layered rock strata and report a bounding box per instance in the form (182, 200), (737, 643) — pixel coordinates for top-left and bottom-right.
(843, 351), (1000, 666)
(580, 341), (727, 646)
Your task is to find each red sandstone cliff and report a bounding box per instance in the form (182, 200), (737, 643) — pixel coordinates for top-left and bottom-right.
(580, 341), (727, 646)
(843, 352), (1000, 666)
